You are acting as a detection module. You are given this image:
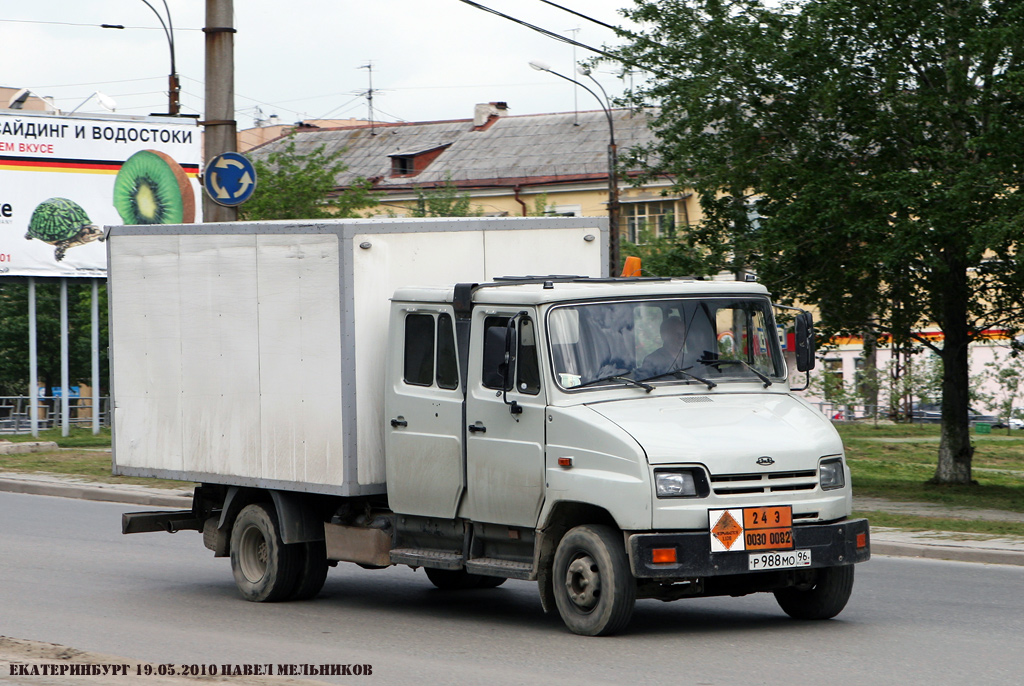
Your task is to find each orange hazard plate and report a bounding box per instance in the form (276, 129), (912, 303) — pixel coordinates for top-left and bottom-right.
(743, 506), (793, 550)
(710, 506), (795, 553)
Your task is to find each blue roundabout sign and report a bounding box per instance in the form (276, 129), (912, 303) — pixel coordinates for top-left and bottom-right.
(203, 152), (257, 207)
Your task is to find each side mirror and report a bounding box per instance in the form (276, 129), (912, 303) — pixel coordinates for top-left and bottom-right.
(795, 312), (815, 372)
(502, 315), (523, 416)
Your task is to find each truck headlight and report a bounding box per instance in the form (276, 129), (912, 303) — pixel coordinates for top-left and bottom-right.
(654, 469), (707, 498)
(819, 457), (846, 490)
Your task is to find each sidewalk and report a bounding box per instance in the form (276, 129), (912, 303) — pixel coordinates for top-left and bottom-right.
(1, 469), (1023, 567)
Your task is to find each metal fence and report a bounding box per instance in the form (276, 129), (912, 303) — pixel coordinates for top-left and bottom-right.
(0, 395), (110, 434)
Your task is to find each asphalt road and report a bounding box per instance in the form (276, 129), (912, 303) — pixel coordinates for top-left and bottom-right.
(2, 491), (1023, 686)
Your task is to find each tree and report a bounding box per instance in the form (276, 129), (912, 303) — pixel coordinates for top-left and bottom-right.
(616, 0), (1024, 484)
(409, 175), (483, 217)
(240, 136), (378, 220)
(0, 280), (107, 401)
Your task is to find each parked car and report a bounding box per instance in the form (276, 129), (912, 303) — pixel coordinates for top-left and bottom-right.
(910, 402), (1000, 425)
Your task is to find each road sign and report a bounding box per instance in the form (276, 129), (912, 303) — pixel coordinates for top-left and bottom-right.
(203, 152), (257, 207)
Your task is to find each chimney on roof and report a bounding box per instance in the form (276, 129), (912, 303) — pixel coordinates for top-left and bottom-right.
(473, 101), (508, 128)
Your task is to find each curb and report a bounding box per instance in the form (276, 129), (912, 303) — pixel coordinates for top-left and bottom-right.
(870, 539), (1024, 567)
(3, 476), (1024, 567)
(0, 477), (192, 509)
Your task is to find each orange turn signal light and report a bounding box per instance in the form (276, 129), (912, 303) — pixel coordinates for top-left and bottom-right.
(557, 457), (573, 468)
(651, 548), (677, 564)
(856, 533), (867, 549)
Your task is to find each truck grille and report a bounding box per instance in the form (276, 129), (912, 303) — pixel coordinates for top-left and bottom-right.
(710, 469), (818, 496)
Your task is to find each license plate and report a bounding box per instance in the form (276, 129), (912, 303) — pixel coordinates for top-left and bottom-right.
(709, 505), (794, 553)
(749, 549), (812, 571)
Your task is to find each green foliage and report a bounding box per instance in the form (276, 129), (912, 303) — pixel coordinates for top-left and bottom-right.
(0, 280), (107, 397)
(620, 227), (711, 277)
(4, 426), (110, 447)
(410, 175), (483, 217)
(240, 135), (378, 220)
(616, 0), (1024, 482)
(981, 351), (1024, 424)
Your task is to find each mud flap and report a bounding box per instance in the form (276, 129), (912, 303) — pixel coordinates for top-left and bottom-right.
(537, 561), (556, 614)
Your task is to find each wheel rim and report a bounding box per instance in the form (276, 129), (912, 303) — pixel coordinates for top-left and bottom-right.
(238, 524), (269, 583)
(564, 554), (601, 612)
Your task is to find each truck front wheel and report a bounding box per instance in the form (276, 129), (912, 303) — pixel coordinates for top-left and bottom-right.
(230, 503), (299, 602)
(552, 525), (636, 636)
(774, 565), (855, 620)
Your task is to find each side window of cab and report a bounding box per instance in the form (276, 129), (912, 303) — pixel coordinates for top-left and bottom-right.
(481, 315), (540, 395)
(403, 312), (459, 389)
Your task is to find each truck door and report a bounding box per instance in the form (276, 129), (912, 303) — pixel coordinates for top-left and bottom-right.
(462, 310), (545, 527)
(384, 306), (464, 518)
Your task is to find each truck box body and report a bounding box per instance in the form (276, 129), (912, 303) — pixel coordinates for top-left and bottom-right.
(107, 217), (606, 495)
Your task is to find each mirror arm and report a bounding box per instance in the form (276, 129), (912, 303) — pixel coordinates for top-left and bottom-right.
(502, 312), (529, 417)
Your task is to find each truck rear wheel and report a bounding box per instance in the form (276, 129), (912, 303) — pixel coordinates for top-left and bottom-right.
(552, 525), (635, 636)
(288, 540), (329, 601)
(774, 565), (855, 620)
(230, 503), (299, 602)
(424, 568), (503, 590)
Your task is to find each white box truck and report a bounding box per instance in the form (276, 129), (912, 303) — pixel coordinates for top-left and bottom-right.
(110, 217), (869, 636)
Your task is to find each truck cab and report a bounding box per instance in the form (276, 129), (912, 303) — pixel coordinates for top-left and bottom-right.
(381, 277), (868, 635)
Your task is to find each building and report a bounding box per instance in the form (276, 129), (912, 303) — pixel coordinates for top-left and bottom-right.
(247, 102), (701, 241)
(237, 116), (372, 152)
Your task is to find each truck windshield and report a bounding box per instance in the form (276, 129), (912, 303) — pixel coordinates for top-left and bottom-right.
(547, 297), (785, 391)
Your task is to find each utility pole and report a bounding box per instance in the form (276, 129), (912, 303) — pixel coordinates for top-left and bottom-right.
(203, 0), (237, 222)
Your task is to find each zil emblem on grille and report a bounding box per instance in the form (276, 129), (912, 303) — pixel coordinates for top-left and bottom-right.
(756, 456), (775, 466)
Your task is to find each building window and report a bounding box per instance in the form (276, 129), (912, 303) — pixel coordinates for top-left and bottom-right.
(823, 358), (844, 400)
(622, 201), (676, 242)
(392, 156), (414, 175)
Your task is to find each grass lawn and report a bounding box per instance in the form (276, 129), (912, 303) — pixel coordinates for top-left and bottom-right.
(838, 422), (1024, 518)
(3, 426), (113, 448)
(1, 428), (190, 489)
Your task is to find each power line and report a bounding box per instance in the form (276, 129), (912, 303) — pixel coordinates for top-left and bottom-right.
(25, 76), (164, 90)
(536, 0), (620, 34)
(455, 0), (621, 62)
(0, 18), (201, 31)
(455, 0), (670, 78)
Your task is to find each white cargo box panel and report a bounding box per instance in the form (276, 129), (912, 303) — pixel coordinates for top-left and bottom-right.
(107, 217), (607, 495)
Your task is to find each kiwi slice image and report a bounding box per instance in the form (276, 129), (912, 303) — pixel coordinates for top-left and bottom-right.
(113, 149), (196, 224)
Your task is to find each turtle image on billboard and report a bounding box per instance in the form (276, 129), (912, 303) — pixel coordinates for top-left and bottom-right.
(24, 197), (103, 261)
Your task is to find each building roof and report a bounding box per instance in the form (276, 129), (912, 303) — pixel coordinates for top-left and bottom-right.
(248, 107), (659, 191)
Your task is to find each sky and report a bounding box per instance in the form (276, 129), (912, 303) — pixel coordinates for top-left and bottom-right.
(1, 0), (640, 129)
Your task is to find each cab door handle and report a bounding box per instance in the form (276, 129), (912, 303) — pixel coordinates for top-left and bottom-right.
(391, 418), (408, 428)
(468, 424), (486, 433)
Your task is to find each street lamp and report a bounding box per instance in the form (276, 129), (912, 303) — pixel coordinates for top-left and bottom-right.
(530, 60), (621, 276)
(6, 88), (59, 113)
(104, 0), (180, 115)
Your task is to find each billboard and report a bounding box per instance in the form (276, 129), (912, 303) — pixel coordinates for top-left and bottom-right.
(0, 110), (202, 278)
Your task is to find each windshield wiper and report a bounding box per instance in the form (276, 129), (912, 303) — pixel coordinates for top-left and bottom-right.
(575, 374), (654, 393)
(638, 366), (717, 390)
(700, 357), (773, 387)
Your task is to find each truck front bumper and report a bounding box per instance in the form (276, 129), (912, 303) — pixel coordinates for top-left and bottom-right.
(628, 518), (870, 579)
